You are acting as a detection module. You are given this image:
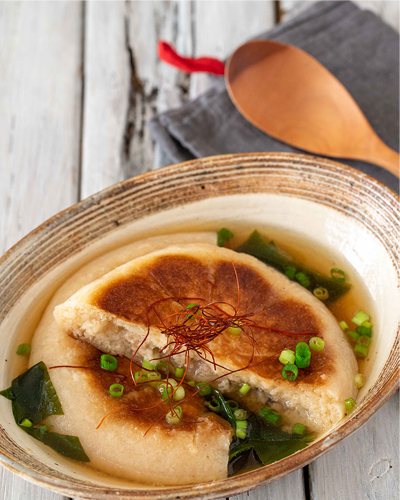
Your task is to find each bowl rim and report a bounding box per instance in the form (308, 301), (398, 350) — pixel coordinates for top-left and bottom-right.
(0, 152), (399, 499)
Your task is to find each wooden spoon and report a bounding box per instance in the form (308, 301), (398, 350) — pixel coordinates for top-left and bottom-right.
(226, 40), (399, 177)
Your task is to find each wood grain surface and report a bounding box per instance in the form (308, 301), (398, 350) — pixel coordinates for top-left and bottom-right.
(0, 2), (398, 500)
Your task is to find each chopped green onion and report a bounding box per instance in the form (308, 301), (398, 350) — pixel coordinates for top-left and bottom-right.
(109, 383), (124, 397)
(100, 354), (117, 371)
(331, 268), (345, 282)
(239, 383), (251, 396)
(16, 343), (31, 356)
(167, 379), (178, 387)
(147, 371), (162, 381)
(354, 344), (368, 359)
(166, 406), (182, 424)
(295, 342), (311, 368)
(173, 386), (185, 402)
(205, 397), (220, 412)
(155, 362), (168, 374)
(354, 373), (365, 389)
(282, 363), (298, 381)
(346, 330), (360, 342)
(339, 321), (349, 331)
(175, 367), (185, 378)
(352, 310), (370, 326)
(357, 336), (370, 347)
(279, 349), (295, 365)
(285, 266), (296, 279)
(227, 400), (239, 411)
(228, 326), (242, 335)
(236, 420), (248, 429)
(313, 287), (329, 300)
(236, 420), (248, 439)
(142, 359), (154, 371)
(187, 381), (196, 387)
(39, 425), (53, 439)
(162, 385), (173, 401)
(217, 228), (234, 247)
(236, 429), (247, 439)
(309, 337), (325, 352)
(292, 423), (308, 435)
(186, 303), (200, 320)
(344, 397), (356, 412)
(134, 370), (146, 382)
(295, 272), (311, 288)
(361, 320), (372, 328)
(20, 418), (33, 428)
(196, 383), (211, 396)
(259, 406), (282, 426)
(356, 326), (372, 338)
(234, 408), (248, 420)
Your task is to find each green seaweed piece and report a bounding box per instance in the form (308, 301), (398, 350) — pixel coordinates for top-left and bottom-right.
(236, 230), (350, 304)
(210, 388), (236, 428)
(1, 361), (89, 462)
(229, 414), (308, 466)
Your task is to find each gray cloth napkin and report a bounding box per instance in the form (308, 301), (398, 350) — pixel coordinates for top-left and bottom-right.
(149, 1), (399, 191)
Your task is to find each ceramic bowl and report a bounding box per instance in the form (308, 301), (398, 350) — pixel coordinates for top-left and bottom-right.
(0, 153), (398, 499)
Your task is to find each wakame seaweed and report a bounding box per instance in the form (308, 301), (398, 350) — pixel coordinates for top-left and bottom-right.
(0, 361), (89, 462)
(236, 230), (350, 304)
(207, 389), (308, 468)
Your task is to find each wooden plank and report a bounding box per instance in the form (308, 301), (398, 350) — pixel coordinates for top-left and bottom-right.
(229, 469), (306, 500)
(0, 1), (83, 254)
(309, 392), (399, 500)
(81, 0), (194, 196)
(190, 0), (276, 98)
(0, 1), (82, 499)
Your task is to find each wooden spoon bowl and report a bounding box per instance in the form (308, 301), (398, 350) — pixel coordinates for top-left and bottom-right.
(226, 40), (399, 177)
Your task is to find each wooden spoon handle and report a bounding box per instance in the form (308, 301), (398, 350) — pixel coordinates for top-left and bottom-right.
(361, 136), (400, 177)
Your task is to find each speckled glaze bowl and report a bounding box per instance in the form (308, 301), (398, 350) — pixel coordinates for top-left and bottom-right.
(0, 153), (399, 499)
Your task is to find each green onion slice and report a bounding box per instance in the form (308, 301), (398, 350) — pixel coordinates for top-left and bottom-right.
(339, 321), (349, 331)
(236, 429), (247, 440)
(109, 383), (124, 397)
(344, 397), (356, 412)
(295, 272), (311, 288)
(313, 287), (329, 300)
(196, 382), (211, 397)
(227, 400), (239, 411)
(20, 418), (33, 428)
(236, 420), (248, 430)
(205, 397), (221, 412)
(239, 384), (251, 396)
(228, 326), (242, 335)
(361, 320), (372, 329)
(352, 310), (370, 326)
(309, 337), (325, 352)
(147, 371), (162, 381)
(295, 342), (311, 368)
(292, 423), (308, 435)
(346, 330), (360, 343)
(354, 344), (368, 359)
(173, 386), (185, 402)
(282, 363), (298, 381)
(331, 268), (345, 282)
(357, 336), (370, 347)
(285, 266), (296, 279)
(187, 381), (196, 387)
(356, 326), (372, 337)
(100, 354), (117, 371)
(175, 367), (185, 378)
(234, 408), (248, 420)
(16, 343), (31, 356)
(217, 228), (234, 247)
(155, 362), (168, 374)
(265, 411), (282, 426)
(166, 406), (182, 424)
(279, 349), (295, 365)
(354, 373), (365, 389)
(134, 370), (146, 382)
(142, 359), (154, 371)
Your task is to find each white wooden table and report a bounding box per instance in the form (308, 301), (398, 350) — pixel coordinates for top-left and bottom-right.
(1, 2), (399, 499)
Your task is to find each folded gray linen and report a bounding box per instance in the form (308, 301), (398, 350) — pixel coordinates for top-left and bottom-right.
(149, 1), (399, 191)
